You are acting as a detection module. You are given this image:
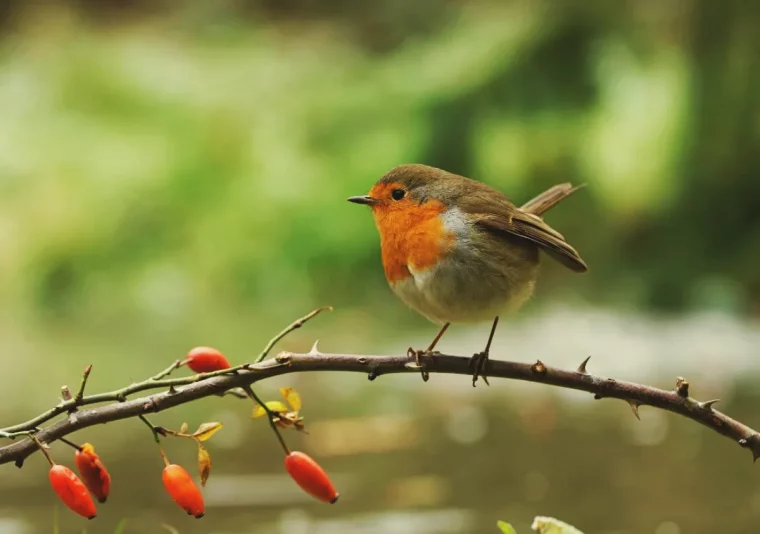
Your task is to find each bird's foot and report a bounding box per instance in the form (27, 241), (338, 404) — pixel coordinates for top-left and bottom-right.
(468, 351), (490, 387)
(405, 347), (438, 382)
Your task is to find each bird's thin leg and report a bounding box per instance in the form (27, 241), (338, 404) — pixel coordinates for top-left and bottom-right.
(407, 323), (450, 382)
(469, 316), (499, 387)
(426, 323), (450, 353)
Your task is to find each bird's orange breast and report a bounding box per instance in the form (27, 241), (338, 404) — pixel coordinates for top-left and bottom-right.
(372, 199), (454, 283)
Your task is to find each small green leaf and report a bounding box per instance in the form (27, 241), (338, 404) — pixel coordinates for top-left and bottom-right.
(531, 516), (584, 534)
(497, 521), (517, 534)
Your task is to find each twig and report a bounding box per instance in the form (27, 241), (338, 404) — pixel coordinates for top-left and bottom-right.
(241, 385), (290, 455)
(0, 350), (758, 467)
(57, 436), (82, 451)
(253, 306), (331, 363)
(151, 360), (183, 381)
(139, 415), (162, 444)
(74, 365), (93, 404)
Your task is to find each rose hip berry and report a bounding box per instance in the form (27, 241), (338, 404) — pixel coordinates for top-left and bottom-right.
(284, 451), (338, 504)
(162, 464), (205, 518)
(49, 464), (98, 519)
(75, 443), (111, 503)
(183, 347), (231, 373)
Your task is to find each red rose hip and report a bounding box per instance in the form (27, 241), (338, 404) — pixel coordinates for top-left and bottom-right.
(183, 347), (231, 373)
(285, 451), (338, 504)
(162, 464), (205, 518)
(49, 465), (98, 519)
(75, 443), (111, 503)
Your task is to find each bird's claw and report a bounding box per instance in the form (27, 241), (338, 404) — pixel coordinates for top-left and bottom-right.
(406, 347), (431, 382)
(469, 351), (490, 387)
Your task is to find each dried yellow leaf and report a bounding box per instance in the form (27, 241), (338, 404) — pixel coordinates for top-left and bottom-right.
(197, 443), (211, 487)
(252, 401), (289, 418)
(192, 422), (223, 441)
(280, 387), (302, 411)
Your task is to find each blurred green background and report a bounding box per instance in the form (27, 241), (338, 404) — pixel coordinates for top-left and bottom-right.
(1, 1), (759, 533)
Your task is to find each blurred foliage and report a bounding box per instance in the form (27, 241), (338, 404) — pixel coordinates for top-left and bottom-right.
(0, 0), (758, 332)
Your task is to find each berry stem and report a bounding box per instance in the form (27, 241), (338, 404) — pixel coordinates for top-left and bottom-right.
(31, 436), (55, 467)
(57, 437), (83, 451)
(242, 385), (291, 455)
(139, 415), (162, 445)
(159, 446), (171, 467)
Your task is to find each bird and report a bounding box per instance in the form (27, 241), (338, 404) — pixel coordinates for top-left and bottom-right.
(348, 164), (587, 385)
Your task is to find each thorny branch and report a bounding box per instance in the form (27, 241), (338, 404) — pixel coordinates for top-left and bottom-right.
(1, 309), (759, 469)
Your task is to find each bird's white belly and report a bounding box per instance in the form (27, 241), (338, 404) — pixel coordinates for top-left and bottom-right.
(391, 258), (535, 325)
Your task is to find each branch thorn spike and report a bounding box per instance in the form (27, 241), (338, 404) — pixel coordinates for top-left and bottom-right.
(577, 356), (591, 374)
(627, 400), (641, 420)
(699, 399), (720, 410)
(309, 340), (321, 355)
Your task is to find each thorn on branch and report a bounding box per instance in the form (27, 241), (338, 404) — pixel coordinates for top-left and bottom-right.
(367, 369), (379, 381)
(530, 360), (547, 375)
(577, 356), (591, 374)
(738, 434), (760, 462)
(699, 399), (720, 411)
(627, 400), (641, 420)
(309, 340), (321, 356)
(675, 377), (690, 397)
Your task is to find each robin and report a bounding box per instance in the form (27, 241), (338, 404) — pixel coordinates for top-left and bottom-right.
(348, 164), (587, 385)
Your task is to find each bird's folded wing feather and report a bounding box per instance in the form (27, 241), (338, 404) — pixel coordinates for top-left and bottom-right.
(458, 189), (588, 273)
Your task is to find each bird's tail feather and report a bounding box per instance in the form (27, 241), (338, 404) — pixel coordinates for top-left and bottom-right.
(520, 183), (585, 216)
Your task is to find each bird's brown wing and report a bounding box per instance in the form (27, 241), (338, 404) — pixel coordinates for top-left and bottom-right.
(456, 183), (588, 273)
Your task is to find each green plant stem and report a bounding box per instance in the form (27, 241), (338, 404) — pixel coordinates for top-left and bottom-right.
(57, 437), (82, 451)
(139, 415), (161, 444)
(32, 436), (55, 467)
(254, 306), (331, 363)
(242, 385), (291, 455)
(73, 365), (93, 404)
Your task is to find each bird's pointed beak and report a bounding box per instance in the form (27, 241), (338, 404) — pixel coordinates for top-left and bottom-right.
(347, 195), (378, 206)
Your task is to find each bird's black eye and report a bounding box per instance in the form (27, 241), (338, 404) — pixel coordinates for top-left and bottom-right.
(391, 189), (406, 200)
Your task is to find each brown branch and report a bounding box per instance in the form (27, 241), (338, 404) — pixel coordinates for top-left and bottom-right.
(1, 350), (759, 468)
